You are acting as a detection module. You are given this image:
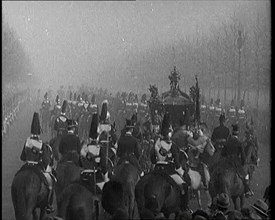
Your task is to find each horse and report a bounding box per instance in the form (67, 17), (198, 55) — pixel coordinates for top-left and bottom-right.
(11, 144), (53, 220)
(55, 155), (83, 203)
(102, 161), (140, 219)
(56, 176), (103, 220)
(135, 169), (184, 219)
(208, 135), (259, 210)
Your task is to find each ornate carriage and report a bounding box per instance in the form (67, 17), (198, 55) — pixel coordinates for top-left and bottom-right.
(148, 66), (195, 128)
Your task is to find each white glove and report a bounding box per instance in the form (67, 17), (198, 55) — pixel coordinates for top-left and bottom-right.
(176, 167), (184, 177)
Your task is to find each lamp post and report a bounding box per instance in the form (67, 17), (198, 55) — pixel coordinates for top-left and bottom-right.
(236, 30), (244, 107)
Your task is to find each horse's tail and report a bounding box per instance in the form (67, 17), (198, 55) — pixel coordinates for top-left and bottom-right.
(102, 180), (124, 215)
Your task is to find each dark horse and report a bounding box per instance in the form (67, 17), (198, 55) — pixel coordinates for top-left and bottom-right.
(209, 136), (259, 210)
(102, 162), (140, 220)
(135, 170), (183, 219)
(11, 144), (53, 220)
(56, 174), (103, 220)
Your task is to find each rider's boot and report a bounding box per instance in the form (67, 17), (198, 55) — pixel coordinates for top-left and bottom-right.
(243, 175), (254, 198)
(180, 183), (192, 213)
(45, 186), (55, 213)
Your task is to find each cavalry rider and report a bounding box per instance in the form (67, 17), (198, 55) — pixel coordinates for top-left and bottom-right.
(131, 112), (143, 142)
(139, 94), (149, 117)
(59, 119), (81, 165)
(238, 99), (246, 121)
(211, 113), (230, 150)
(187, 126), (210, 188)
(214, 98), (222, 118)
(209, 98), (215, 113)
(20, 112), (56, 213)
(150, 113), (189, 211)
(125, 92), (133, 117)
(89, 94), (98, 115)
(221, 124), (254, 197)
(98, 100), (111, 134)
(80, 113), (109, 190)
(42, 92), (51, 110)
(54, 100), (68, 137)
(117, 118), (144, 176)
(228, 99), (237, 123)
(52, 95), (62, 116)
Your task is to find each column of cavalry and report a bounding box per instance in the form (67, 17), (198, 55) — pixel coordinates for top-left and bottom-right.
(10, 86), (258, 220)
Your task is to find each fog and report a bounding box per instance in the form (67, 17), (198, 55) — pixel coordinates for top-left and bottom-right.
(2, 1), (270, 94)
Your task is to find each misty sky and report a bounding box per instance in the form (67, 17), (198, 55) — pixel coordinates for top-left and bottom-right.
(2, 1), (270, 92)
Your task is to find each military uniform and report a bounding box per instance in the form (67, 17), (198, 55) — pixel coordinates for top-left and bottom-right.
(221, 124), (253, 197)
(59, 119), (81, 165)
(150, 113), (189, 211)
(80, 113), (108, 189)
(54, 100), (68, 136)
(117, 119), (142, 175)
(211, 116), (230, 148)
(20, 112), (55, 213)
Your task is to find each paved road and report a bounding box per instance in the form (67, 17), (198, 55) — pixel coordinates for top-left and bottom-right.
(2, 100), (271, 219)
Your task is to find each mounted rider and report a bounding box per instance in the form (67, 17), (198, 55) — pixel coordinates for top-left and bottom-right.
(214, 98), (222, 118)
(150, 112), (189, 211)
(237, 99), (246, 121)
(54, 100), (68, 137)
(139, 94), (148, 114)
(221, 124), (254, 197)
(41, 92), (51, 110)
(211, 113), (230, 150)
(117, 118), (144, 176)
(89, 94), (98, 115)
(52, 95), (62, 116)
(20, 112), (56, 213)
(228, 99), (237, 121)
(209, 98), (215, 113)
(80, 113), (109, 191)
(130, 112), (143, 143)
(59, 119), (81, 165)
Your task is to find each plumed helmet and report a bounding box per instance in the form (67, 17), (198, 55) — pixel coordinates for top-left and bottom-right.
(61, 100), (68, 114)
(56, 95), (60, 103)
(219, 113), (226, 122)
(31, 112), (41, 135)
(161, 112), (171, 137)
(100, 101), (108, 123)
(91, 94), (96, 103)
(131, 113), (137, 124)
(44, 92), (48, 99)
(89, 113), (99, 140)
(232, 124), (239, 135)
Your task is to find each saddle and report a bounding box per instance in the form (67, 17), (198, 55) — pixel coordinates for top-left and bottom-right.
(80, 169), (104, 194)
(16, 163), (50, 187)
(152, 164), (181, 194)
